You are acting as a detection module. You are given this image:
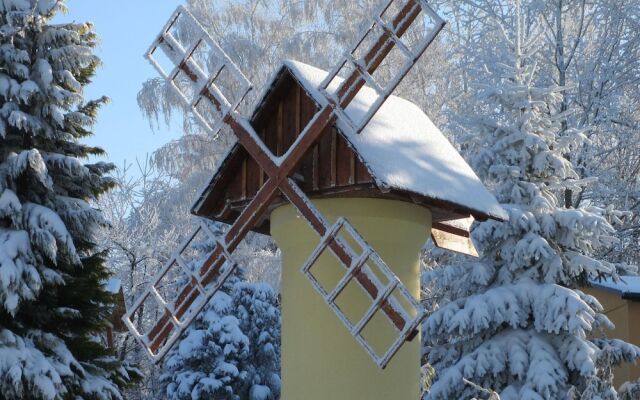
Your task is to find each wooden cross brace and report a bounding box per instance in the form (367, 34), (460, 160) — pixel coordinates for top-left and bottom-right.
(146, 105), (420, 354)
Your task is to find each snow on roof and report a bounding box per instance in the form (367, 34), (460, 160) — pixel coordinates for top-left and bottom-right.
(103, 277), (122, 294)
(590, 276), (640, 298)
(281, 60), (507, 221)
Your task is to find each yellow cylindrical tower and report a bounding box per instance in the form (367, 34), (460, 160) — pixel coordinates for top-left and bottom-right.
(271, 198), (431, 400)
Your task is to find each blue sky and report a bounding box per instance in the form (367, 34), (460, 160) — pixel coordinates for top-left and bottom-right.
(55, 0), (184, 169)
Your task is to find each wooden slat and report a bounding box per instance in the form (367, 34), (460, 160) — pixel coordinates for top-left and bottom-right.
(330, 127), (337, 187)
(281, 88), (296, 155)
(312, 145), (319, 190)
(276, 102), (284, 156)
(264, 110), (278, 157)
(259, 128), (266, 187)
(336, 134), (353, 186)
(299, 86), (316, 191)
(349, 151), (356, 185)
(246, 158), (261, 198)
(317, 125), (333, 189)
(355, 156), (373, 184)
(295, 84), (301, 134)
(241, 159), (247, 199)
(226, 156), (244, 200)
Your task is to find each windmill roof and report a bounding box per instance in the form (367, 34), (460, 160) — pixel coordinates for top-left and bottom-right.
(279, 60), (507, 221)
(193, 60), (507, 223)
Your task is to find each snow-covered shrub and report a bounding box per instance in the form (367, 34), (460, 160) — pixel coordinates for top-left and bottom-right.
(162, 266), (280, 400)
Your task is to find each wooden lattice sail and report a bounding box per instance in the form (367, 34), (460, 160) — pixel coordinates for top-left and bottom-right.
(122, 0), (507, 368)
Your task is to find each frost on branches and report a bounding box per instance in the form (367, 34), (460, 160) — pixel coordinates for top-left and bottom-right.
(162, 231), (281, 400)
(423, 4), (639, 399)
(0, 1), (137, 399)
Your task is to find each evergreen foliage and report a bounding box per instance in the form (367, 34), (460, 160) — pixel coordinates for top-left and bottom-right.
(161, 235), (281, 400)
(0, 1), (138, 398)
(618, 379), (640, 400)
(423, 2), (640, 399)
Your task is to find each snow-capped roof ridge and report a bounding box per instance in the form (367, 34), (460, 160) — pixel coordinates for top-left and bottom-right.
(590, 276), (640, 297)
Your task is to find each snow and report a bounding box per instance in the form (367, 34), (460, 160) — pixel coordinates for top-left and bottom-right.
(280, 60), (508, 221)
(0, 188), (20, 217)
(23, 202), (80, 265)
(0, 329), (71, 400)
(18, 80), (39, 103)
(34, 59), (53, 86)
(250, 384), (271, 400)
(0, 0), (30, 13)
(0, 229), (39, 313)
(163, 274), (281, 399)
(429, 329), (567, 399)
(589, 276), (640, 296)
(424, 282), (596, 339)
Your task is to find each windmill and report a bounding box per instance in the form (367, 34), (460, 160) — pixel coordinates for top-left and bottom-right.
(122, 1), (506, 389)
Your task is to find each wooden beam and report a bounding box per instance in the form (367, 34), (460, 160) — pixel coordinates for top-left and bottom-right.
(432, 216), (473, 238)
(330, 127), (337, 187)
(147, 107), (335, 351)
(431, 229), (478, 257)
(431, 216), (478, 257)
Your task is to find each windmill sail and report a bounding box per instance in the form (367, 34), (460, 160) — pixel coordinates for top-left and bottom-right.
(123, 0), (446, 368)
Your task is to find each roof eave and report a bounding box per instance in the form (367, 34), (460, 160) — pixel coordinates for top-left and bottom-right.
(622, 292), (640, 302)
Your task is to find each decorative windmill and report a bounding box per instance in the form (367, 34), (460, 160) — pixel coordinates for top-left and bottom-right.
(123, 1), (506, 398)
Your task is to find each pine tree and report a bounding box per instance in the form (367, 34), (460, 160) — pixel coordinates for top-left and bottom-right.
(0, 1), (137, 398)
(161, 228), (281, 400)
(423, 2), (639, 399)
(619, 379), (640, 400)
(232, 281), (281, 399)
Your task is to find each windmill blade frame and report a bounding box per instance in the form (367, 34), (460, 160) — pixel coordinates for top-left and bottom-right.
(320, 0), (445, 133)
(146, 6), (252, 137)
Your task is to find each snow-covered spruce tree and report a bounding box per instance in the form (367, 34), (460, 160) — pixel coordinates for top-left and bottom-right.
(162, 229), (281, 400)
(422, 3), (639, 399)
(0, 1), (137, 398)
(619, 379), (640, 400)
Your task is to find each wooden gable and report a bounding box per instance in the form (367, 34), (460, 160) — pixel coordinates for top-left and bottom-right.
(192, 67), (380, 233)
